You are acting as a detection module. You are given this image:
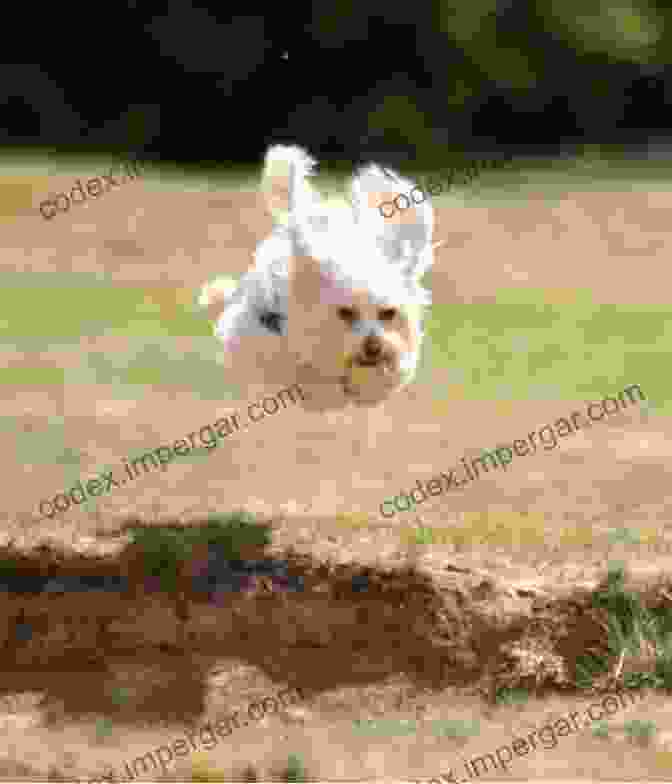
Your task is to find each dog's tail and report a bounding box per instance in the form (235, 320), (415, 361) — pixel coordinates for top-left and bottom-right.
(261, 145), (321, 224)
(198, 275), (240, 322)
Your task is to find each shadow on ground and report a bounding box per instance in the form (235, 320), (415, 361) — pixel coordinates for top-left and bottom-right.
(1, 515), (667, 733)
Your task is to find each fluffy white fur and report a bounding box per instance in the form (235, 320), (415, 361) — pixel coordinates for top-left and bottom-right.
(199, 145), (443, 412)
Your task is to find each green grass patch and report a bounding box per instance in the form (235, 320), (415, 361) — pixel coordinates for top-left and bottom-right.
(413, 147), (672, 206)
(575, 565), (672, 693)
(352, 718), (417, 736)
(430, 718), (481, 739)
(1, 344), (240, 403)
(494, 687), (530, 706)
(9, 417), (83, 468)
(591, 720), (611, 738)
(426, 291), (671, 414)
(280, 754), (309, 783)
(624, 718), (657, 746)
(82, 341), (240, 397)
(0, 274), (246, 398)
(125, 511), (272, 593)
(4, 277), (669, 416)
(401, 511), (550, 550)
(0, 279), (210, 341)
(400, 516), (672, 553)
(0, 364), (66, 387)
(4, 158), (671, 419)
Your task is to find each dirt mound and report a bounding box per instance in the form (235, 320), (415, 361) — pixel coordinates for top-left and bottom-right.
(3, 519), (671, 708)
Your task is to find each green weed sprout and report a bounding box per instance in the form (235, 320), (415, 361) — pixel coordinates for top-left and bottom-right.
(591, 720), (610, 738)
(494, 687), (529, 706)
(283, 754), (308, 782)
(624, 718), (657, 746)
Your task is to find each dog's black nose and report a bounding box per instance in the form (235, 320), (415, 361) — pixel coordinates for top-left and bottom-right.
(363, 335), (383, 358)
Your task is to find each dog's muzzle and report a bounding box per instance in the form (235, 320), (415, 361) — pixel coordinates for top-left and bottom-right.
(354, 334), (389, 368)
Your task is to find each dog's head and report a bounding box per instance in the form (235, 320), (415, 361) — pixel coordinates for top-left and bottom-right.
(262, 145), (442, 407)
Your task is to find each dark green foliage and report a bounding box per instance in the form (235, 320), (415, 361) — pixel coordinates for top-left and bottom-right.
(127, 511), (271, 593)
(576, 565), (672, 692)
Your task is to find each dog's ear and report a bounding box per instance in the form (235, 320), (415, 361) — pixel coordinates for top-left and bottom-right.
(348, 164), (433, 228)
(348, 164), (436, 279)
(261, 145), (322, 224)
(348, 165), (405, 228)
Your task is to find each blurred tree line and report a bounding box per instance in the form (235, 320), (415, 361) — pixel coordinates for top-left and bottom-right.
(1, 0), (671, 169)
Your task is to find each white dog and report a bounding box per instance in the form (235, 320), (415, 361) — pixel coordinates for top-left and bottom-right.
(199, 145), (442, 412)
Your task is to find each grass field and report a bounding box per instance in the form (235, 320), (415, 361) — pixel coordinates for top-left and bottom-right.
(1, 152), (669, 506)
(1, 276), (668, 409)
(2, 150), (672, 781)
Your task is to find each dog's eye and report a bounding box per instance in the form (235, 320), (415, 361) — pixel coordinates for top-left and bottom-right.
(338, 307), (357, 323)
(379, 308), (397, 321)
